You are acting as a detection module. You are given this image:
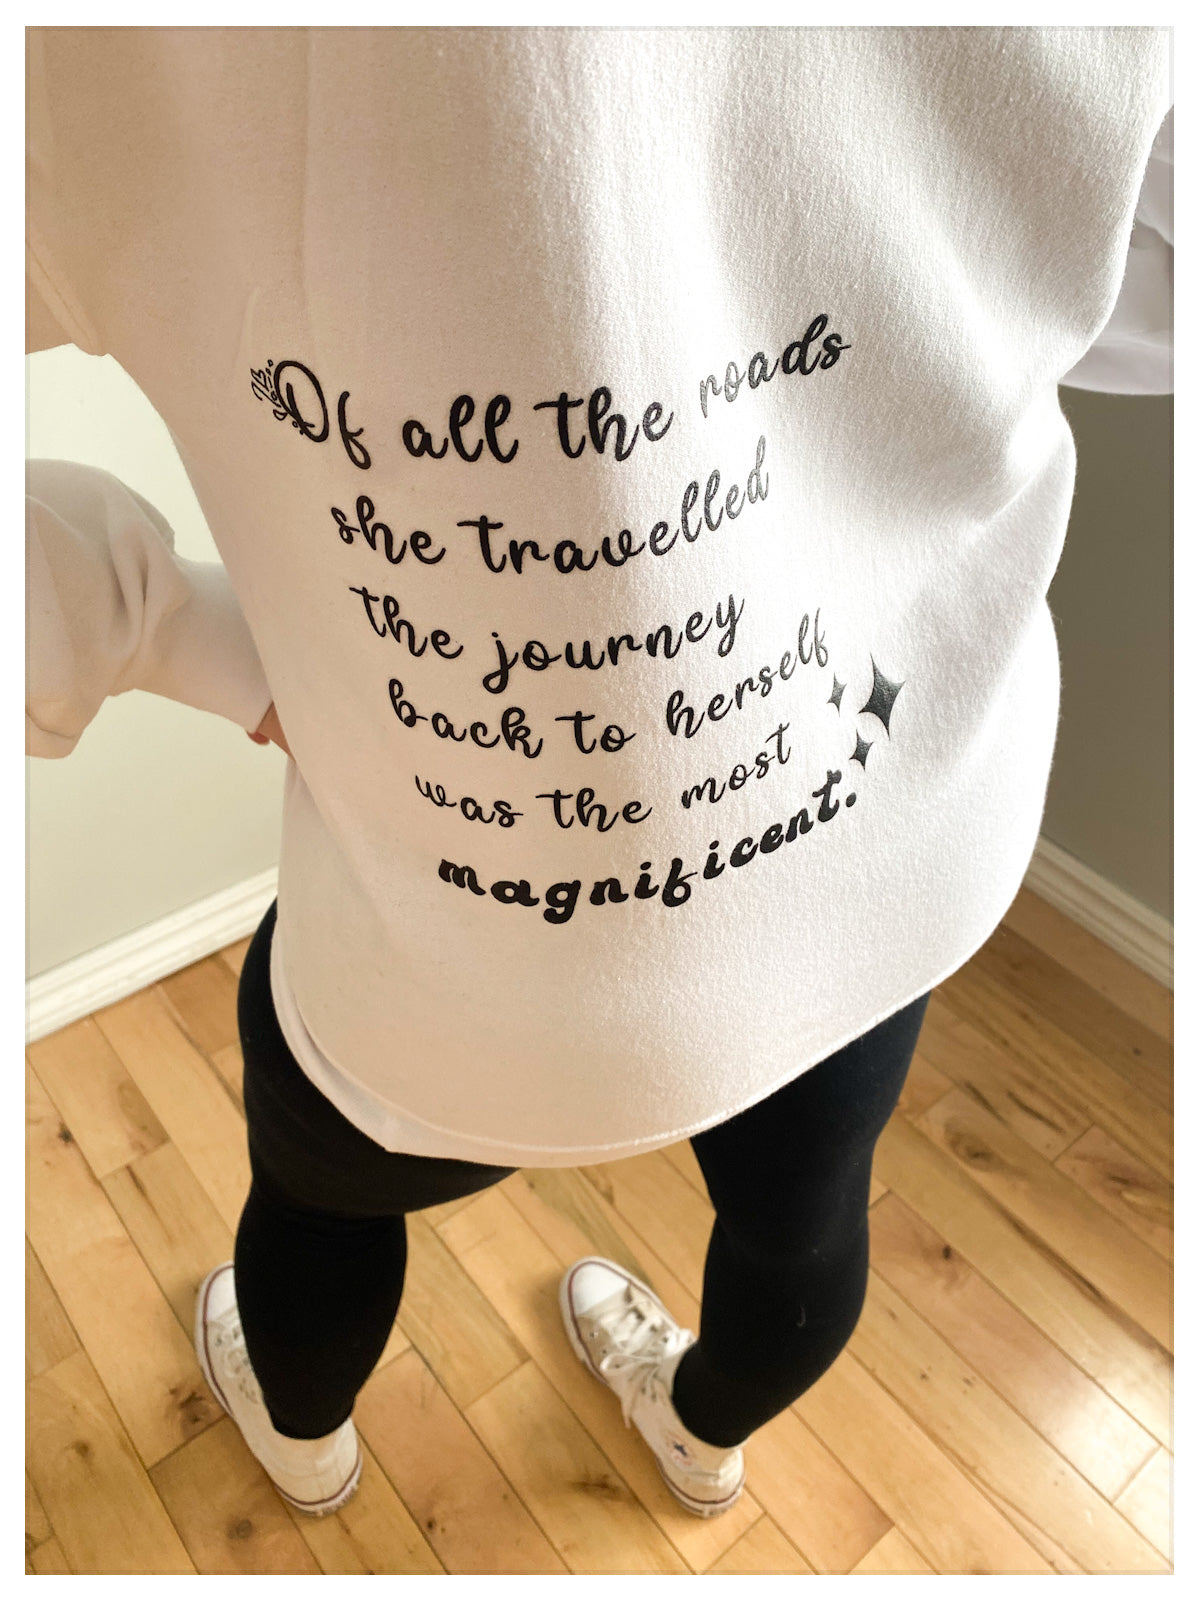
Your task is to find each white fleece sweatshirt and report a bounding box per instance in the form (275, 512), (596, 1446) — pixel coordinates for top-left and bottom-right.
(27, 27), (1171, 1164)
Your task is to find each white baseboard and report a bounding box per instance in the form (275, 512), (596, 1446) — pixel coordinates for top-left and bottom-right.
(1023, 836), (1173, 990)
(25, 868), (278, 1044)
(24, 835), (1172, 1043)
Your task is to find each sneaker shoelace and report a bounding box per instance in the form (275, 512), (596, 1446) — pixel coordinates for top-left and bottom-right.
(211, 1315), (264, 1409)
(592, 1286), (692, 1431)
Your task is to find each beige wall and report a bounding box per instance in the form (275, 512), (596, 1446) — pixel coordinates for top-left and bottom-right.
(25, 357), (1171, 983)
(25, 348), (285, 980)
(1045, 389), (1173, 922)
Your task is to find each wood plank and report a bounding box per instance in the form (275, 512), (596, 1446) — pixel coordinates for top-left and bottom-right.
(100, 1146), (413, 1371)
(581, 1152), (713, 1299)
(1001, 888), (1172, 1043)
(851, 1527), (935, 1575)
(208, 1042), (245, 1117)
(970, 922), (1172, 1110)
(466, 1359), (689, 1573)
(92, 987), (251, 1233)
(26, 1470), (53, 1553)
(916, 1089), (1172, 1353)
(26, 1019), (167, 1177)
(376, 1317), (413, 1371)
(420, 1191), (492, 1229)
(27, 1064), (223, 1466)
(897, 1047), (955, 1119)
(873, 1115), (1171, 1447)
(660, 1138), (709, 1199)
(495, 1167), (887, 1575)
(795, 1353), (1051, 1574)
(395, 1211), (527, 1408)
(27, 1238), (79, 1379)
(751, 1405), (890, 1573)
(509, 1167), (678, 1292)
(29, 1536), (73, 1574)
(27, 1350), (195, 1574)
(868, 1193), (1157, 1501)
(149, 1416), (320, 1575)
(218, 934), (253, 979)
(935, 961), (1172, 1180)
(917, 995), (1089, 1161)
(850, 1271), (1167, 1573)
(159, 957), (241, 1059)
(529, 1161), (941, 1571)
(355, 1346), (568, 1575)
(1115, 1448), (1173, 1562)
(23, 886), (1177, 1580)
(101, 1142), (237, 1334)
(288, 1444), (445, 1574)
(1055, 1125), (1172, 1262)
(441, 1180), (762, 1573)
(706, 1514), (815, 1574)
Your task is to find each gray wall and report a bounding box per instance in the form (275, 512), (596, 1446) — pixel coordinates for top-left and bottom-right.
(1044, 389), (1173, 921)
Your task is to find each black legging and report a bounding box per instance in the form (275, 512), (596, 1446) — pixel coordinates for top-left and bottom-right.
(234, 902), (928, 1449)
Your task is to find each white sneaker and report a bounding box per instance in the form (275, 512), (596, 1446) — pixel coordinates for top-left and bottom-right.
(194, 1262), (362, 1517)
(559, 1256), (746, 1517)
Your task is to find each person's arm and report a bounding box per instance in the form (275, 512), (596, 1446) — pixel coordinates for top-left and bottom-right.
(1061, 106), (1173, 396)
(26, 456), (275, 758)
(27, 169), (278, 759)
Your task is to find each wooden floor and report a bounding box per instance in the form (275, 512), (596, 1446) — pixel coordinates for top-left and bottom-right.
(26, 887), (1173, 1575)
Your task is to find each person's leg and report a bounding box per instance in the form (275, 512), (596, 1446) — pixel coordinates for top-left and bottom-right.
(671, 993), (931, 1448)
(232, 1171), (408, 1440)
(233, 902), (515, 1440)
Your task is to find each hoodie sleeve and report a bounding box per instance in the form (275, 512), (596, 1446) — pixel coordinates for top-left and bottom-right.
(1061, 106), (1173, 396)
(27, 104), (273, 759)
(26, 457), (274, 758)
(27, 110), (273, 760)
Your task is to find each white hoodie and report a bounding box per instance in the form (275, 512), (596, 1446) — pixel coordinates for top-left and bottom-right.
(26, 27), (1171, 1164)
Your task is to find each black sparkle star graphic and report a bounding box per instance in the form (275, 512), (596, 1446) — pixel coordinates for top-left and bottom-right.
(851, 732), (872, 767)
(828, 676), (846, 712)
(859, 658), (904, 735)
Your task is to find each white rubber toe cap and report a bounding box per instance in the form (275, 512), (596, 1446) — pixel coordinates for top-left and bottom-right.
(563, 1257), (629, 1317)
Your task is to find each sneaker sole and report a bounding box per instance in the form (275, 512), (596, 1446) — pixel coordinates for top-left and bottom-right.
(558, 1257), (745, 1519)
(194, 1265), (363, 1518)
(654, 1459), (745, 1519)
